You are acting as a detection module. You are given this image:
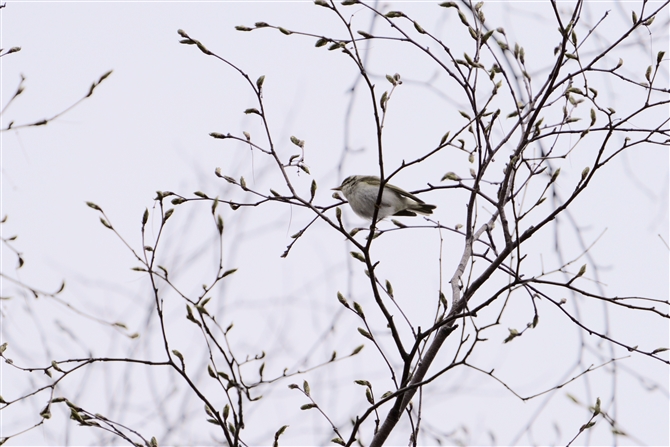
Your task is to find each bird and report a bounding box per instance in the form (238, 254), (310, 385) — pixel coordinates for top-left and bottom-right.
(332, 175), (436, 220)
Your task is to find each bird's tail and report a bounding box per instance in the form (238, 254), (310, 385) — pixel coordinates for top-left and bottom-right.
(412, 203), (436, 215)
(394, 203), (436, 217)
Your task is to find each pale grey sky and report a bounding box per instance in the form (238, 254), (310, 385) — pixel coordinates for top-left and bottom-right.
(2, 2), (668, 446)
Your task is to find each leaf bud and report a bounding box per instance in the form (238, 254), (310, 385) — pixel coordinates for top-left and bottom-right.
(290, 135), (304, 148)
(350, 251), (365, 262)
(353, 302), (365, 318)
(86, 201), (102, 211)
(414, 21), (426, 34)
(366, 388), (374, 404)
(385, 11), (404, 18)
(575, 264), (586, 277)
(458, 10), (469, 25)
(351, 345), (364, 355)
(439, 131), (450, 146)
(337, 292), (350, 308)
(357, 328), (373, 340)
(163, 208), (174, 222)
(385, 280), (394, 297)
(441, 172), (461, 181)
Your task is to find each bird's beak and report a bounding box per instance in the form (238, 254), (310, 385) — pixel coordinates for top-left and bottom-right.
(331, 186), (342, 191)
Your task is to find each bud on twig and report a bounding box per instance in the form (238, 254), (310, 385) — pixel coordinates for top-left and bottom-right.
(351, 345), (364, 355)
(357, 328), (373, 340)
(86, 201), (102, 211)
(414, 21), (426, 34)
(350, 251), (366, 263)
(441, 172), (461, 181)
(353, 302), (365, 318)
(337, 292), (350, 308)
(385, 280), (394, 297)
(290, 135), (304, 148)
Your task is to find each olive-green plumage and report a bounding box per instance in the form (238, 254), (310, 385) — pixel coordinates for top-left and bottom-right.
(333, 175), (436, 220)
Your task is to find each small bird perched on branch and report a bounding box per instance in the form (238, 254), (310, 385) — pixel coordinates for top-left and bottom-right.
(333, 175), (436, 220)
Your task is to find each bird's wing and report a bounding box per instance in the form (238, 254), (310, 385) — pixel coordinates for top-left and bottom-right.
(385, 183), (426, 204)
(359, 176), (381, 186)
(393, 209), (418, 217)
(361, 177), (427, 204)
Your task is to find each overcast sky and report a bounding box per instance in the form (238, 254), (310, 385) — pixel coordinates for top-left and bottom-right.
(2, 2), (668, 446)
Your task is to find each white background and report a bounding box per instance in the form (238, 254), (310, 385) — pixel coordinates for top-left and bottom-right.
(1, 1), (668, 446)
